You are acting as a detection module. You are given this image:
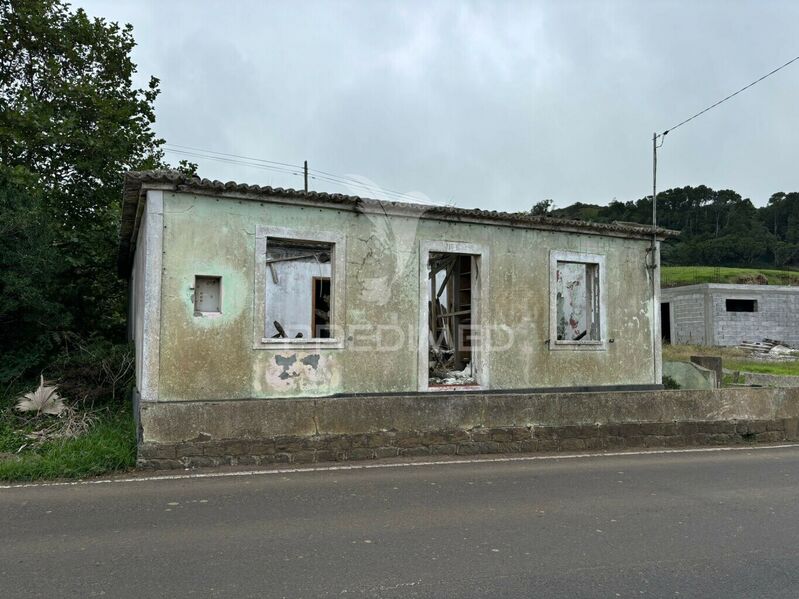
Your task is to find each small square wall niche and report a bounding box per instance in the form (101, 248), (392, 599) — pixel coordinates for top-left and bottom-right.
(194, 276), (221, 314)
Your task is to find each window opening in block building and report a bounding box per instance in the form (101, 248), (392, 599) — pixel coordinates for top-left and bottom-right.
(725, 298), (757, 312)
(556, 261), (600, 341)
(428, 252), (477, 386)
(265, 238), (333, 339)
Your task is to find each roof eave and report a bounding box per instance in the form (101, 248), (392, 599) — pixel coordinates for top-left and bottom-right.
(117, 171), (678, 278)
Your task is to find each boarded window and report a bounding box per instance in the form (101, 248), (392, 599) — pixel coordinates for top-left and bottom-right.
(556, 261), (600, 341)
(265, 238), (333, 339)
(726, 299), (757, 312)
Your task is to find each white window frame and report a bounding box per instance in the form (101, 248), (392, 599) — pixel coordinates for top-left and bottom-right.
(253, 225), (346, 350)
(549, 250), (608, 351)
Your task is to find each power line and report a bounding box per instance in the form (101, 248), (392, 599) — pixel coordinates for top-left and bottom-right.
(165, 143), (301, 170)
(164, 148), (303, 177)
(163, 144), (442, 205)
(661, 54), (799, 137)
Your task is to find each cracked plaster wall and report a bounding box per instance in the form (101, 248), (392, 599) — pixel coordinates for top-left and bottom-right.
(149, 191), (657, 401)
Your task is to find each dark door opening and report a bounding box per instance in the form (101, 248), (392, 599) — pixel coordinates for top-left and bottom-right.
(312, 277), (331, 338)
(428, 252), (477, 386)
(660, 302), (671, 344)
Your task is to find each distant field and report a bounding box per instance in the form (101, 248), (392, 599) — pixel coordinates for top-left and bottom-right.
(661, 266), (799, 288)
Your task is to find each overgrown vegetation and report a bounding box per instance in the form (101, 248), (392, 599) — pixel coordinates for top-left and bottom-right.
(0, 0), (163, 384)
(0, 404), (135, 481)
(0, 339), (137, 481)
(0, 0), (167, 479)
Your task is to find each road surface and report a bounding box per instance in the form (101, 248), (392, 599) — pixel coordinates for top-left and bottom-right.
(3, 446), (799, 598)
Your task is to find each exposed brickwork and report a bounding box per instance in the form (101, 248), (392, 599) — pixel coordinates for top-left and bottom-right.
(138, 418), (799, 470)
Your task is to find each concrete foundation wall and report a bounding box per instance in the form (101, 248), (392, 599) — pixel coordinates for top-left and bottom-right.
(138, 388), (799, 469)
(149, 191), (659, 401)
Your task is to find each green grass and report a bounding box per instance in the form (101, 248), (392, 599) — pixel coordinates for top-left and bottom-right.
(662, 266), (799, 288)
(723, 360), (799, 376)
(663, 344), (799, 378)
(0, 405), (136, 482)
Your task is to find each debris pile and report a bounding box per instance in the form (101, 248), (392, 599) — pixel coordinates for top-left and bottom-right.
(738, 339), (799, 361)
(429, 362), (476, 386)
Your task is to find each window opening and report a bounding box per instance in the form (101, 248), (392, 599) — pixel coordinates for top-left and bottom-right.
(556, 261), (600, 341)
(265, 238), (333, 339)
(428, 252), (477, 386)
(725, 299), (757, 312)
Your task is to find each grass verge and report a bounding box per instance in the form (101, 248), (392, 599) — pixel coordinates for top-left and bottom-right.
(662, 266), (799, 287)
(0, 404), (136, 482)
(663, 344), (799, 377)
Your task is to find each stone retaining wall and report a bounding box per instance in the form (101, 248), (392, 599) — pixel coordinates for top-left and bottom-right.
(138, 388), (799, 469)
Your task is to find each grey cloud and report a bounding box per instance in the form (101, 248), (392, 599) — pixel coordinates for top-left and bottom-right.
(78, 0), (799, 209)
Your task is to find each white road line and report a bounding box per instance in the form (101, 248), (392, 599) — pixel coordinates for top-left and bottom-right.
(2, 443), (799, 490)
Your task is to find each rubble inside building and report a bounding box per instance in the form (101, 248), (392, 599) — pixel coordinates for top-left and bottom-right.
(427, 252), (478, 387)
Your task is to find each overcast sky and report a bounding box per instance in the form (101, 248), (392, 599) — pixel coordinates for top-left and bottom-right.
(77, 0), (799, 211)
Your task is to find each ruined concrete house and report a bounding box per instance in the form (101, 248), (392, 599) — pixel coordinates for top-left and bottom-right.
(119, 171), (673, 457)
(661, 283), (799, 347)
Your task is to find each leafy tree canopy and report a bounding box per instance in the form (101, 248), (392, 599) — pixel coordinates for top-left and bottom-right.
(0, 0), (164, 382)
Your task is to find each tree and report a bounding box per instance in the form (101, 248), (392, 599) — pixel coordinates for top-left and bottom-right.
(530, 199), (554, 216)
(0, 0), (164, 381)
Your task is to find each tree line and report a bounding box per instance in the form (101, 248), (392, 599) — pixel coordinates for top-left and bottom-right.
(535, 187), (799, 269)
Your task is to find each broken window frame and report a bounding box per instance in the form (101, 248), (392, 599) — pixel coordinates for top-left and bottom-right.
(253, 226), (346, 350)
(549, 250), (608, 351)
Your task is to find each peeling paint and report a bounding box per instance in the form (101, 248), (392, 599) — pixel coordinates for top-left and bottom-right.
(301, 354), (320, 369)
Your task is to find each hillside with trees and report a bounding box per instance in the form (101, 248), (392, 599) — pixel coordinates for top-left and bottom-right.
(536, 187), (799, 270)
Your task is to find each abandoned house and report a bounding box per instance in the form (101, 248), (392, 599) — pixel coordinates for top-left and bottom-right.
(661, 283), (799, 347)
(119, 171), (674, 453)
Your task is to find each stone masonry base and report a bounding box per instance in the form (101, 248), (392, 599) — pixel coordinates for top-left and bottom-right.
(138, 418), (799, 470)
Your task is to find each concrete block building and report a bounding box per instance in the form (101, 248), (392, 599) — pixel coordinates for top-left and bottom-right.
(119, 171), (674, 463)
(660, 283), (799, 347)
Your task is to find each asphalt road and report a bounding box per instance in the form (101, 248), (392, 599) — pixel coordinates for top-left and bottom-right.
(3, 446), (799, 598)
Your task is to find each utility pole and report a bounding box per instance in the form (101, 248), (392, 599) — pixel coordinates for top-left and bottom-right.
(651, 131), (660, 386)
(304, 160), (308, 193)
(652, 131), (658, 262)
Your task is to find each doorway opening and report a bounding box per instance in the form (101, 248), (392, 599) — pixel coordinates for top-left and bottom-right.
(427, 252), (478, 388)
(661, 302), (671, 344)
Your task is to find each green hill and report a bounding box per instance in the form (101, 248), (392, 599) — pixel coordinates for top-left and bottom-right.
(661, 266), (799, 288)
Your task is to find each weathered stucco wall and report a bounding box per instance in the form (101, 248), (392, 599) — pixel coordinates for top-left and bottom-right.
(150, 191), (658, 401)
